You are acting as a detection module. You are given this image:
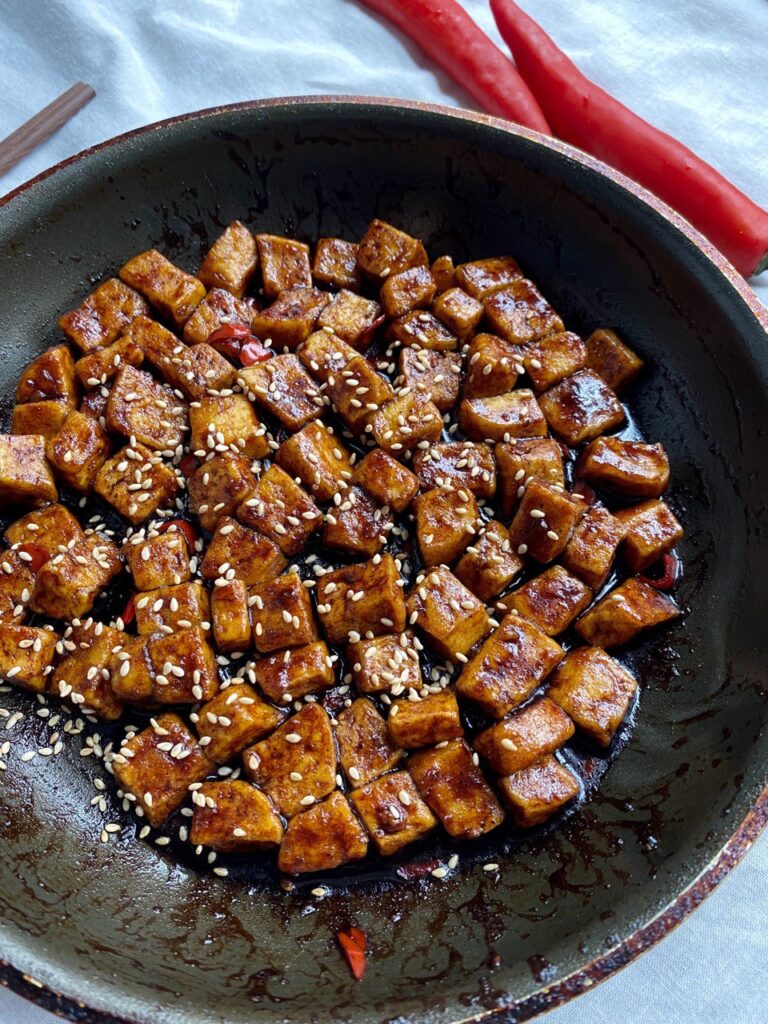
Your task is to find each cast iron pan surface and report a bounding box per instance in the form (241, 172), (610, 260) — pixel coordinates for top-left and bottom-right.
(0, 98), (767, 1024)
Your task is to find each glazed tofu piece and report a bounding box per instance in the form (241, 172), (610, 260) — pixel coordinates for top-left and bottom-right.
(412, 441), (497, 499)
(51, 622), (124, 720)
(253, 640), (335, 702)
(351, 448), (419, 513)
(539, 369), (624, 445)
(298, 328), (360, 381)
(585, 328), (644, 392)
(239, 355), (322, 432)
(275, 421), (352, 501)
(322, 484), (390, 558)
(210, 580), (251, 653)
(135, 581), (210, 636)
(244, 703), (337, 817)
(454, 520), (523, 601)
(508, 479), (584, 562)
(200, 516), (286, 586)
(459, 390), (547, 442)
(278, 791), (368, 874)
(0, 435), (57, 508)
(388, 690), (463, 749)
(189, 394), (271, 462)
(190, 780), (283, 853)
(198, 221), (258, 298)
(578, 438), (670, 498)
(398, 348), (462, 412)
(347, 632), (421, 695)
(106, 365), (187, 452)
(45, 411), (111, 493)
(119, 249), (206, 328)
(337, 698), (403, 787)
(0, 551), (35, 623)
(0, 623), (57, 692)
(380, 264), (436, 319)
(413, 486), (479, 567)
(430, 254), (456, 292)
(350, 770), (436, 855)
(523, 331), (587, 393)
(484, 279), (564, 345)
(463, 333), (522, 399)
(108, 634), (155, 704)
(312, 236), (361, 291)
(112, 713), (212, 828)
(409, 739), (504, 840)
(75, 335), (144, 387)
(5, 503), (84, 562)
(255, 234), (312, 298)
(251, 287), (330, 350)
(371, 391), (443, 454)
(495, 439), (565, 518)
(356, 219), (427, 282)
(498, 755), (580, 828)
(16, 345), (79, 407)
(614, 499), (684, 572)
(195, 682), (284, 764)
(148, 626), (219, 703)
(454, 256), (522, 299)
(456, 614), (564, 718)
(406, 566), (491, 660)
(500, 565), (592, 636)
(548, 646), (637, 747)
(94, 443), (179, 524)
(250, 573), (319, 653)
(30, 533), (123, 620)
(122, 314), (181, 370)
(187, 452), (256, 532)
(158, 342), (237, 401)
(326, 355), (395, 435)
(316, 289), (382, 348)
(432, 287), (484, 341)
(561, 503), (627, 590)
(386, 309), (458, 352)
(316, 553), (406, 644)
(575, 578), (680, 648)
(182, 287), (257, 346)
(236, 464), (322, 556)
(473, 697), (575, 775)
(79, 390), (109, 422)
(11, 400), (70, 438)
(59, 278), (150, 352)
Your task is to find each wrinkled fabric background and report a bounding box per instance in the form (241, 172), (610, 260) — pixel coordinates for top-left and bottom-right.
(1, 0), (766, 1021)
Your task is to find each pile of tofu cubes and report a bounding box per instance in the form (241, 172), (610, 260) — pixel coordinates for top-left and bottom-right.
(0, 217), (682, 875)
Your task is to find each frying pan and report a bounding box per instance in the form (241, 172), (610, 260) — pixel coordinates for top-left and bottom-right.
(0, 97), (767, 1024)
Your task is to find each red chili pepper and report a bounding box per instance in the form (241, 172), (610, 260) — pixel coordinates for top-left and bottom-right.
(356, 313), (386, 351)
(207, 323), (252, 361)
(158, 518), (200, 550)
(639, 551), (680, 591)
(122, 594), (136, 626)
(396, 857), (441, 880)
(571, 480), (597, 506)
(490, 0), (768, 277)
(17, 542), (49, 573)
(239, 339), (272, 366)
(337, 928), (367, 981)
(358, 0), (550, 135)
(178, 453), (199, 479)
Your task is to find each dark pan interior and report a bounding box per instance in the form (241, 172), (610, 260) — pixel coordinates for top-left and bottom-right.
(0, 100), (767, 1024)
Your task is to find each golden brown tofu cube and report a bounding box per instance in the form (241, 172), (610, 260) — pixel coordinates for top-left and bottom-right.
(275, 421), (352, 501)
(523, 331), (587, 392)
(579, 438), (670, 499)
(548, 645), (637, 747)
(463, 333), (522, 400)
(351, 448), (419, 513)
(79, 390), (109, 422)
(0, 623), (57, 692)
(12, 400), (70, 438)
(561, 503), (626, 590)
(350, 770), (436, 855)
(357, 219), (427, 283)
(412, 441), (497, 499)
(198, 221), (258, 298)
(182, 287), (257, 347)
(188, 452), (256, 533)
(317, 553), (406, 644)
(575, 578), (680, 648)
(195, 681), (284, 764)
(250, 573), (318, 653)
(317, 289), (382, 348)
(406, 566), (491, 660)
(148, 626), (219, 703)
(456, 613), (564, 718)
(372, 392), (442, 454)
(30, 533), (123, 620)
(459, 390), (547, 443)
(251, 287), (330, 350)
(399, 348), (461, 412)
(59, 277), (150, 352)
(298, 329), (360, 381)
(413, 487), (479, 567)
(454, 256), (522, 299)
(51, 623), (124, 720)
(135, 581), (210, 636)
(484, 279), (564, 345)
(125, 531), (191, 593)
(5, 503), (83, 561)
(239, 354), (322, 432)
(387, 690), (463, 749)
(387, 309), (458, 352)
(0, 435), (57, 508)
(189, 394), (270, 462)
(430, 254), (456, 293)
(108, 633), (155, 704)
(322, 484), (390, 558)
(454, 520), (523, 601)
(539, 369), (624, 445)
(253, 640), (334, 702)
(586, 328), (644, 392)
(190, 779), (283, 852)
(508, 479), (584, 563)
(380, 264), (436, 319)
(210, 580), (251, 653)
(94, 443), (179, 524)
(236, 464), (322, 556)
(495, 439), (565, 518)
(201, 516), (286, 586)
(409, 739), (504, 840)
(121, 314), (179, 369)
(0, 551), (35, 623)
(312, 236), (361, 291)
(337, 697), (403, 787)
(256, 234), (312, 298)
(161, 343), (237, 401)
(614, 499), (684, 572)
(278, 791), (368, 874)
(112, 713), (212, 828)
(119, 249), (206, 328)
(16, 345), (79, 407)
(347, 632), (420, 695)
(75, 335), (144, 389)
(500, 565), (592, 636)
(45, 410), (111, 493)
(498, 755), (580, 827)
(326, 355), (395, 435)
(473, 697), (575, 775)
(106, 365), (187, 452)
(244, 703), (336, 817)
(432, 287), (483, 341)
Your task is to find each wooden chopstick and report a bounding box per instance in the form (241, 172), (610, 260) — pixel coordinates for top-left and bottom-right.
(0, 82), (96, 179)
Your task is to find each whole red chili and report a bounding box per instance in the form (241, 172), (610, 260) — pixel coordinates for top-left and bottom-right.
(639, 551), (680, 591)
(158, 518), (200, 550)
(356, 313), (386, 351)
(17, 542), (49, 573)
(239, 339), (272, 366)
(177, 453), (199, 479)
(571, 480), (597, 506)
(337, 927), (367, 981)
(121, 594), (137, 626)
(206, 322), (252, 361)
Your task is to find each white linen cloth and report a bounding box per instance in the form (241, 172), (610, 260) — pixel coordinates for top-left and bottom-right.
(0, 1), (766, 1021)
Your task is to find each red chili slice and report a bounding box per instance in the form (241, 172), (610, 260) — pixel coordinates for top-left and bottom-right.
(396, 857), (441, 880)
(17, 542), (49, 573)
(356, 313), (386, 350)
(640, 551), (680, 591)
(239, 339), (272, 366)
(207, 322), (252, 361)
(158, 518), (200, 550)
(337, 928), (367, 981)
(122, 594), (137, 626)
(178, 453), (200, 479)
(571, 480), (597, 505)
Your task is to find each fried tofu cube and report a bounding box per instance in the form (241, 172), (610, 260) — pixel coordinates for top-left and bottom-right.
(372, 392), (442, 454)
(430, 254), (456, 292)
(357, 219), (427, 283)
(119, 249), (206, 328)
(388, 690), (463, 749)
(16, 345), (79, 407)
(59, 278), (149, 352)
(236, 465), (322, 556)
(539, 369), (624, 445)
(239, 354), (322, 432)
(317, 289), (382, 348)
(275, 421), (352, 501)
(454, 520), (523, 601)
(122, 314), (180, 370)
(387, 309), (458, 352)
(406, 566), (490, 660)
(548, 646), (637, 747)
(337, 697), (403, 786)
(107, 634), (155, 704)
(412, 441), (497, 499)
(350, 770), (436, 855)
(253, 641), (335, 702)
(182, 287), (257, 346)
(327, 355), (395, 434)
(312, 236), (361, 291)
(579, 438), (670, 498)
(75, 335), (144, 388)
(251, 287), (330, 350)
(414, 487), (479, 567)
(347, 632), (420, 695)
(189, 394), (270, 462)
(523, 331), (587, 392)
(5, 503), (83, 561)
(30, 533), (123, 620)
(409, 739), (504, 839)
(135, 581), (210, 636)
(399, 348), (461, 412)
(190, 779), (282, 852)
(495, 439), (565, 518)
(188, 452), (256, 533)
(614, 499), (684, 572)
(456, 613), (564, 718)
(94, 443), (179, 524)
(244, 703), (336, 817)
(484, 279), (564, 345)
(432, 287), (483, 341)
(250, 573), (318, 653)
(45, 411), (110, 493)
(380, 264), (436, 319)
(0, 623), (57, 692)
(0, 551), (35, 623)
(317, 553), (406, 644)
(278, 791), (368, 874)
(256, 234), (312, 298)
(586, 328), (644, 392)
(79, 390), (109, 422)
(454, 256), (522, 299)
(106, 365), (187, 452)
(322, 484), (389, 558)
(210, 580), (251, 653)
(562, 504), (626, 590)
(463, 333), (522, 399)
(500, 565), (592, 635)
(148, 627), (219, 703)
(198, 221), (258, 298)
(351, 448), (419, 513)
(459, 390), (547, 442)
(160, 343), (237, 401)
(575, 577), (680, 648)
(508, 479), (584, 563)
(51, 622), (124, 720)
(195, 682), (284, 763)
(298, 329), (360, 381)
(473, 697), (575, 775)
(112, 713), (212, 827)
(200, 516), (286, 586)
(0, 435), (57, 508)
(12, 400), (70, 438)
(498, 755), (580, 827)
